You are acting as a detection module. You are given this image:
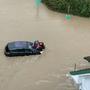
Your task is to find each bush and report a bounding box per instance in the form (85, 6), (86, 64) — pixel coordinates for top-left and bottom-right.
(42, 0), (90, 17)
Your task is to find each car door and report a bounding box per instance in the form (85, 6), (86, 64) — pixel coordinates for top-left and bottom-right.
(11, 49), (25, 56)
(17, 49), (25, 56)
(25, 49), (33, 55)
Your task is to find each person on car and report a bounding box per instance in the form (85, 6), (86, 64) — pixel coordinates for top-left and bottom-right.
(32, 40), (42, 50)
(32, 40), (39, 49)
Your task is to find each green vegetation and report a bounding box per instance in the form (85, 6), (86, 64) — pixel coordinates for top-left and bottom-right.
(42, 0), (90, 17)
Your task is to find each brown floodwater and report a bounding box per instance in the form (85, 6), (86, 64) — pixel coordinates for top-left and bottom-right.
(0, 0), (90, 90)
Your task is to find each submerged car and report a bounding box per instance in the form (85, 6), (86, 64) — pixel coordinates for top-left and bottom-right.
(4, 41), (45, 56)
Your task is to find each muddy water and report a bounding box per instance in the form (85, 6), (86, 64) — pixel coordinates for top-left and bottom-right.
(0, 0), (90, 90)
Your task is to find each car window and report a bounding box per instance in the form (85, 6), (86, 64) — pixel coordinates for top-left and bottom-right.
(25, 49), (32, 52)
(11, 49), (25, 52)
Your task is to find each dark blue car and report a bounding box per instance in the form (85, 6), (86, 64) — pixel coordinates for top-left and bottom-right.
(4, 41), (45, 56)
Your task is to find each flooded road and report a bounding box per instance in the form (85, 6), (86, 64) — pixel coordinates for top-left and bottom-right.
(0, 0), (90, 90)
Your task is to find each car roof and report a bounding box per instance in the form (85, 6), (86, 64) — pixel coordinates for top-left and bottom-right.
(8, 41), (29, 50)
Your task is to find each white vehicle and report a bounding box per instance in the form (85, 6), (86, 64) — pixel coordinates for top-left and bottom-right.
(67, 69), (90, 90)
